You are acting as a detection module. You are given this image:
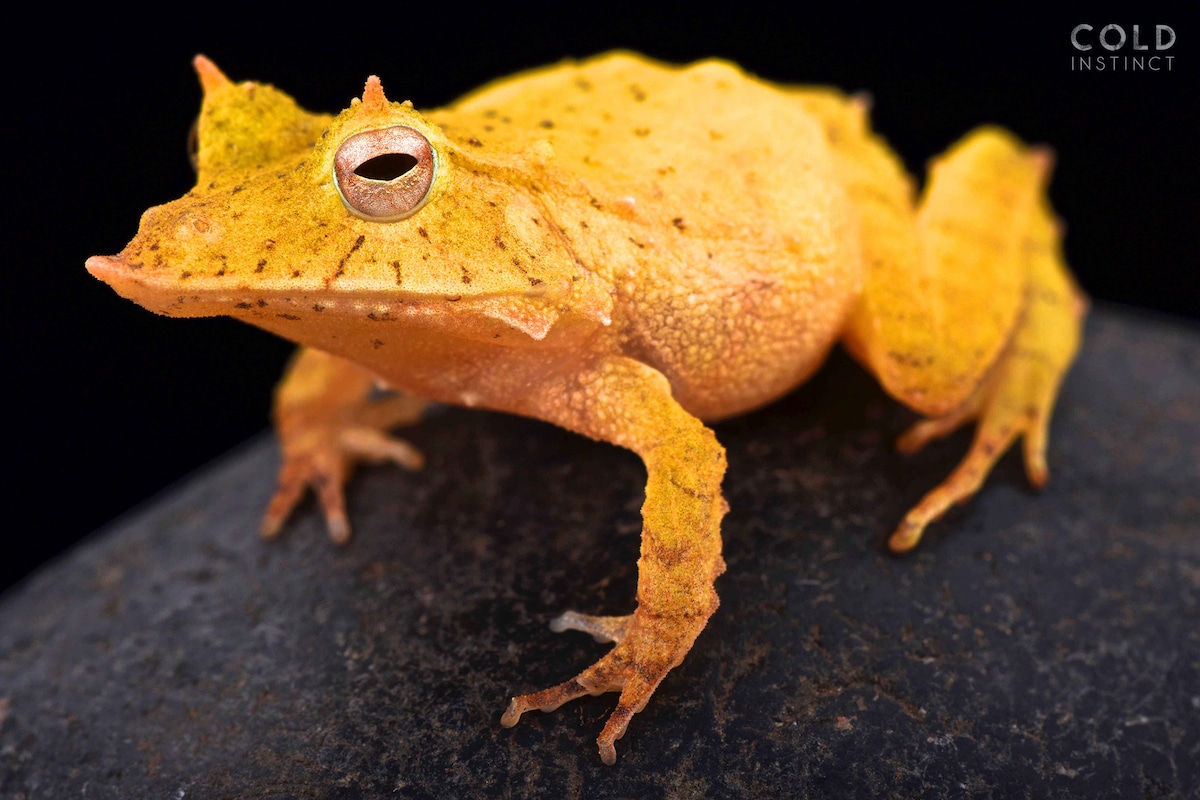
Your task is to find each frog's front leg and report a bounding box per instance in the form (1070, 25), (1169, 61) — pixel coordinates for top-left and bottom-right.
(262, 347), (428, 543)
(499, 356), (728, 765)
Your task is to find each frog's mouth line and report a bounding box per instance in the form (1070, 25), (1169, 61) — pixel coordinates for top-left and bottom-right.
(86, 253), (571, 340)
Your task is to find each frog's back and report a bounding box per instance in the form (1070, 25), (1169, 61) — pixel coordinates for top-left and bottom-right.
(437, 52), (864, 420)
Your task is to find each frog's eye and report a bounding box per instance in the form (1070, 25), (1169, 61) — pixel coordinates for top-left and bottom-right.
(334, 126), (435, 222)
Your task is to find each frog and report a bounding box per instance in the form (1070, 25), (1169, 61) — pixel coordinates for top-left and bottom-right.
(86, 51), (1086, 765)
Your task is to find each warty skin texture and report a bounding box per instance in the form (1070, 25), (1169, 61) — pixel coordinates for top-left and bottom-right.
(87, 52), (1085, 764)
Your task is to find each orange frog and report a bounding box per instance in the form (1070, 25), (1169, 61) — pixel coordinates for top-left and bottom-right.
(88, 52), (1085, 765)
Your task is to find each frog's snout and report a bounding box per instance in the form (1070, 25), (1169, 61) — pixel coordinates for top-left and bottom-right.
(85, 254), (133, 290)
(86, 254), (188, 317)
(87, 254), (150, 307)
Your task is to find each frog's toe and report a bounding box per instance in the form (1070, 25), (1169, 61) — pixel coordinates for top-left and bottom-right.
(502, 609), (708, 765)
(889, 376), (1063, 553)
(549, 611), (633, 643)
(260, 460), (310, 540)
(261, 428), (423, 544)
(500, 645), (646, 766)
(338, 425), (424, 470)
(895, 393), (983, 455)
(261, 449), (353, 544)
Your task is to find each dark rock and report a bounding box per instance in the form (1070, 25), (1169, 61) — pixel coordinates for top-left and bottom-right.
(2, 305), (1197, 799)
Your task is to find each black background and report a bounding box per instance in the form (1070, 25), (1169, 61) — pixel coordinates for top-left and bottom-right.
(5, 8), (1195, 593)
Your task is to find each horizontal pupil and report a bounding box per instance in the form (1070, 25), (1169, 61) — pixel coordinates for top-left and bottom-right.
(354, 152), (418, 181)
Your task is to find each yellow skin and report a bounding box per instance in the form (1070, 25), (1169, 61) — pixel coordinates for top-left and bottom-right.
(87, 52), (1086, 765)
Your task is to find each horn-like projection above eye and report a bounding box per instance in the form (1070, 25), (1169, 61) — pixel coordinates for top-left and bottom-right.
(334, 126), (435, 222)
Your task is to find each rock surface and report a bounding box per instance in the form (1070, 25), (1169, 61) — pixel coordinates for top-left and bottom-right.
(2, 306), (1198, 799)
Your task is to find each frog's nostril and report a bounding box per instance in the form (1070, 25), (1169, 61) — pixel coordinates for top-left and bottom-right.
(354, 153), (418, 181)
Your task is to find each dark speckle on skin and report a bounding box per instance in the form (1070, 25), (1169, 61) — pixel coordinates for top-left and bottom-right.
(673, 217), (687, 231)
(494, 236), (506, 250)
(276, 313), (300, 321)
(391, 261), (403, 285)
(312, 304), (325, 312)
(539, 120), (555, 129)
(372, 339), (384, 349)
(256, 259), (267, 273)
(417, 227), (428, 239)
(235, 302), (253, 309)
(634, 127), (651, 137)
(629, 84), (646, 102)
(256, 299), (268, 308)
(291, 270), (302, 278)
(180, 271), (191, 280)
(468, 137), (483, 147)
(333, 235), (367, 280)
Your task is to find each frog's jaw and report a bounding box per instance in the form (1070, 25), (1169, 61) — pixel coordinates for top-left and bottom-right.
(85, 251), (577, 343)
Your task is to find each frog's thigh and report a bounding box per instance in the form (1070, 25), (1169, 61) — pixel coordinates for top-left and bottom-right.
(500, 356), (728, 765)
(888, 199), (1085, 551)
(263, 347), (428, 543)
(844, 127), (1051, 414)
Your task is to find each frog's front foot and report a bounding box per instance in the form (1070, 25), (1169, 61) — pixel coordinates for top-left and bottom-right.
(262, 407), (424, 544)
(262, 349), (428, 544)
(501, 605), (713, 765)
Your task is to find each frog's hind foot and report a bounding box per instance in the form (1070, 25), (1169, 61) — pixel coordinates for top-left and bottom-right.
(889, 203), (1086, 553)
(501, 609), (707, 765)
(889, 378), (1031, 552)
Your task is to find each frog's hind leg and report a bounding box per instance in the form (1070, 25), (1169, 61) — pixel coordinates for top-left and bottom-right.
(887, 200), (1086, 551)
(797, 90), (1086, 552)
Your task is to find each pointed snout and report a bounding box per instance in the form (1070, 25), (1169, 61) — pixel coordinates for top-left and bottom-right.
(85, 254), (127, 283)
